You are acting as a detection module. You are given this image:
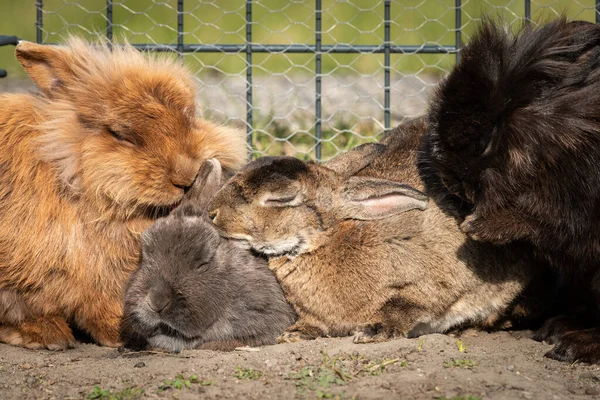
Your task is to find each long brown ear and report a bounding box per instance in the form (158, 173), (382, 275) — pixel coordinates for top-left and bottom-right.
(337, 177), (428, 220)
(172, 158), (223, 217)
(15, 41), (76, 97)
(323, 142), (386, 178)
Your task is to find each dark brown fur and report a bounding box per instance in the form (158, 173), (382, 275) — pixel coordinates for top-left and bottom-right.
(426, 18), (600, 362)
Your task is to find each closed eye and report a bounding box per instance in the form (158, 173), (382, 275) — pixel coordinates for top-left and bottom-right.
(264, 195), (297, 206)
(106, 127), (135, 146)
(195, 262), (210, 271)
(261, 193), (303, 207)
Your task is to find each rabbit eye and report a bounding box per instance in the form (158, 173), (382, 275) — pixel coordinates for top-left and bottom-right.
(195, 262), (209, 271)
(261, 193), (301, 207)
(106, 127), (135, 146)
(265, 196), (296, 205)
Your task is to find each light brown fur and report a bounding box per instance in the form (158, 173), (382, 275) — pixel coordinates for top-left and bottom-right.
(0, 37), (246, 349)
(209, 118), (543, 343)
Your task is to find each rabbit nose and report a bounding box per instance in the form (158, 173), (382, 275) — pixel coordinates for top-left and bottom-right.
(173, 181), (193, 194)
(147, 292), (171, 313)
(172, 155), (199, 192)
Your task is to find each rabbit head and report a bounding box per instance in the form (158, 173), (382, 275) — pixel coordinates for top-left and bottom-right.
(15, 38), (246, 218)
(121, 159), (295, 352)
(121, 159), (229, 350)
(426, 18), (600, 208)
(209, 148), (428, 258)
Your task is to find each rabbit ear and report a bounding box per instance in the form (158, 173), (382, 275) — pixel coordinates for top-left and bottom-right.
(323, 142), (386, 178)
(15, 41), (76, 97)
(187, 158), (223, 207)
(257, 178), (303, 207)
(172, 159), (223, 217)
(337, 177), (428, 220)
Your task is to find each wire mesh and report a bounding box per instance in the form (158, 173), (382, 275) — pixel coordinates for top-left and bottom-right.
(35, 0), (600, 161)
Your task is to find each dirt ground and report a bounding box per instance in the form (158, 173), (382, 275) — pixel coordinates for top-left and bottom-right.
(1, 330), (599, 400)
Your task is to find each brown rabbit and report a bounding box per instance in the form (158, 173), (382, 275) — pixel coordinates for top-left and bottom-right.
(0, 37), (246, 350)
(208, 118), (547, 343)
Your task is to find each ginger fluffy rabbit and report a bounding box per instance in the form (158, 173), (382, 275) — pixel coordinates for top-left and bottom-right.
(0, 37), (246, 349)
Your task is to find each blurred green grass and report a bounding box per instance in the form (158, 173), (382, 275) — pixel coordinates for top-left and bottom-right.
(1, 1), (597, 160)
(2, 0), (597, 78)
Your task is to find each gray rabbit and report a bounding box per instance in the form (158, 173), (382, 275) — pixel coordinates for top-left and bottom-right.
(119, 159), (296, 352)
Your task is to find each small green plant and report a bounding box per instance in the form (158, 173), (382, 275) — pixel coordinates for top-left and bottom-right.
(87, 386), (144, 400)
(456, 339), (468, 353)
(233, 366), (264, 380)
(443, 358), (477, 369)
(88, 387), (110, 400)
(158, 374), (213, 392)
(359, 358), (401, 376)
(417, 337), (425, 351)
(288, 350), (403, 398)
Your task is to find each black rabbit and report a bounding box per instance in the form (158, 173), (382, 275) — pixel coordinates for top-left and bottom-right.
(425, 17), (600, 363)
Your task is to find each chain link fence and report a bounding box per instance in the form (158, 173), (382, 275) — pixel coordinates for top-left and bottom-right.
(35, 0), (599, 161)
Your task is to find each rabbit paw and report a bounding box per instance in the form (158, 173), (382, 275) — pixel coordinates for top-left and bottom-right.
(544, 328), (600, 364)
(83, 313), (123, 348)
(92, 330), (123, 348)
(532, 315), (583, 345)
(277, 324), (323, 343)
(459, 215), (483, 241)
(353, 323), (398, 344)
(0, 316), (76, 350)
(277, 331), (306, 343)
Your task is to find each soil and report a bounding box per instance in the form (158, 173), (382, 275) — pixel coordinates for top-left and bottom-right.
(1, 330), (599, 400)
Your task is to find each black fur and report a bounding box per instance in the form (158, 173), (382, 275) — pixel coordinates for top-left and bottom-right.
(425, 17), (600, 363)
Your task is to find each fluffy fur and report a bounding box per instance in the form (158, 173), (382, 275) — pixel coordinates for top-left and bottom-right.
(208, 118), (550, 343)
(120, 159), (296, 353)
(425, 18), (600, 362)
(0, 37), (246, 349)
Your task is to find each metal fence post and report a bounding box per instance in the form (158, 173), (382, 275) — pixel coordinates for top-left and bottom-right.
(106, 0), (113, 43)
(177, 0), (184, 61)
(455, 0), (461, 63)
(384, 0), (391, 132)
(315, 0), (322, 161)
(36, 0), (43, 44)
(246, 0), (253, 159)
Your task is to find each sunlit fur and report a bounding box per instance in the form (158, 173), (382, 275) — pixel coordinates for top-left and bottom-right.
(0, 37), (246, 349)
(209, 118), (553, 343)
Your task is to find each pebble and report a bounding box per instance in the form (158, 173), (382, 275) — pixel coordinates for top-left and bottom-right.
(235, 346), (260, 352)
(585, 387), (600, 396)
(522, 391), (534, 399)
(580, 373), (600, 382)
(133, 362), (145, 368)
(507, 365), (515, 372)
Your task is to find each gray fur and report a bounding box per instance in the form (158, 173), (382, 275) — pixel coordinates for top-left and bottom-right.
(120, 159), (296, 352)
